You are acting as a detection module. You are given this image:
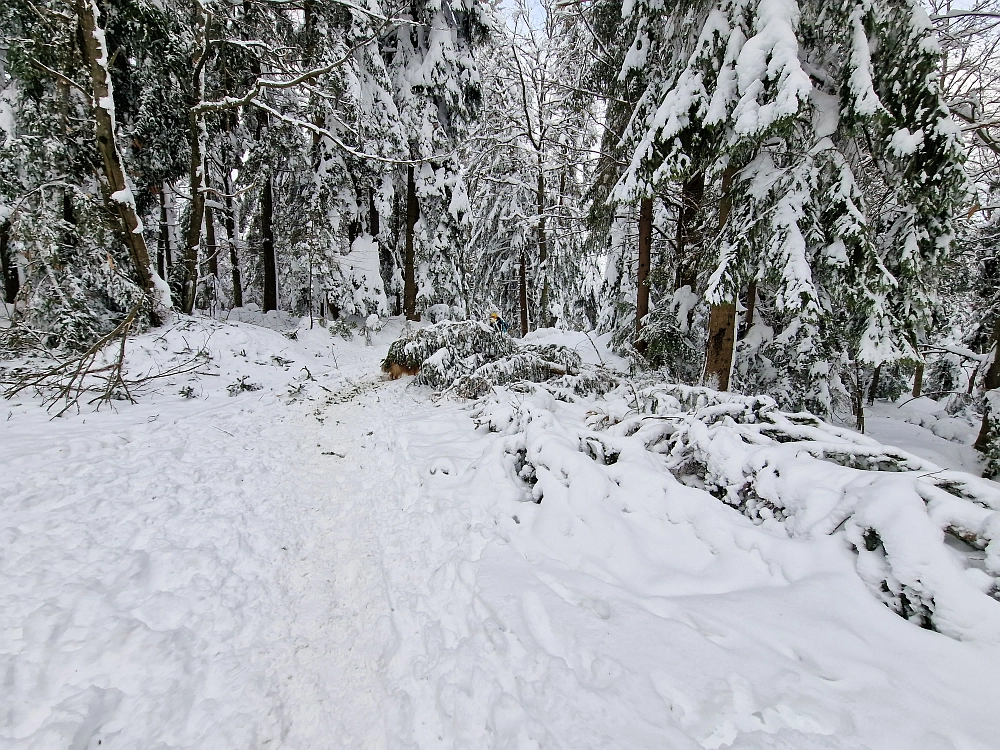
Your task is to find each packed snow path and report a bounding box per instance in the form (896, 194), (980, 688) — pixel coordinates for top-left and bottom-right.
(2, 318), (1000, 749)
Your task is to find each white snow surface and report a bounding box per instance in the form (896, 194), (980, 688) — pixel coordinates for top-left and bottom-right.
(2, 317), (1000, 750)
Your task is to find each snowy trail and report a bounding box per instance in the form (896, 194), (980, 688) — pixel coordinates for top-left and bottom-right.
(4, 318), (1000, 750)
(1, 331), (400, 748)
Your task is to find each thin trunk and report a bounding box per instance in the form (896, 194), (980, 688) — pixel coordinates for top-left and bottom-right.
(157, 189), (168, 280)
(76, 0), (163, 316)
(537, 169), (549, 329)
(181, 1), (208, 314)
(519, 247), (529, 337)
(912, 361), (924, 398)
(975, 317), (1000, 452)
(674, 172), (705, 292)
(403, 166), (419, 321)
(635, 196), (653, 352)
(741, 279), (757, 338)
(62, 191), (76, 250)
(369, 187), (380, 237)
(704, 166), (738, 391)
(203, 160), (218, 280)
(1, 220), (18, 303)
(223, 171), (243, 309)
(261, 173), (277, 312)
(868, 364), (882, 405)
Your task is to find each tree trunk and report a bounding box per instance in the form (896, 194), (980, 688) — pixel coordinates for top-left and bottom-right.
(868, 364), (882, 405)
(261, 173), (277, 312)
(203, 160), (219, 281)
(369, 187), (380, 237)
(519, 247), (529, 337)
(0, 219), (18, 304)
(975, 317), (1000, 452)
(741, 279), (757, 338)
(635, 196), (653, 352)
(181, 1), (208, 314)
(157, 188), (169, 280)
(537, 169), (549, 329)
(76, 0), (164, 316)
(704, 166), (738, 390)
(222, 170), (243, 309)
(912, 362), (924, 398)
(403, 165), (419, 321)
(674, 172), (704, 292)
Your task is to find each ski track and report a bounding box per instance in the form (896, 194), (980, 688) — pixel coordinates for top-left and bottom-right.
(2, 319), (1000, 750)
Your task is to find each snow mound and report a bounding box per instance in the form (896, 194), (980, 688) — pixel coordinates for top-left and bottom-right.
(382, 320), (618, 399)
(474, 379), (1000, 640)
(225, 304), (299, 331)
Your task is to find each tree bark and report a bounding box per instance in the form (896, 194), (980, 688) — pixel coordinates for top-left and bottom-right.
(537, 169), (549, 329)
(868, 364), (882, 405)
(741, 279), (757, 338)
(635, 196), (653, 352)
(203, 159), (218, 280)
(261, 173), (277, 312)
(975, 317), (1000, 452)
(222, 170), (243, 309)
(76, 0), (164, 316)
(157, 188), (169, 280)
(181, 1), (208, 314)
(0, 219), (18, 304)
(912, 362), (924, 397)
(519, 247), (529, 337)
(704, 166), (738, 391)
(674, 172), (704, 292)
(403, 165), (419, 321)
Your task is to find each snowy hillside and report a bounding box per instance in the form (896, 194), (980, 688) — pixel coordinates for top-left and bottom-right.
(2, 316), (999, 750)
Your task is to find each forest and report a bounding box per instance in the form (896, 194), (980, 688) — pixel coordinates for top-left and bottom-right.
(4, 2), (1000, 748)
(0, 0), (996, 459)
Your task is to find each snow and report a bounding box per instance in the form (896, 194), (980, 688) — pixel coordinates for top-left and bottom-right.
(2, 317), (1000, 749)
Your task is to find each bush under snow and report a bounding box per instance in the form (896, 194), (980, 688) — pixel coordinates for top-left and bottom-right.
(473, 378), (1000, 640)
(381, 320), (618, 399)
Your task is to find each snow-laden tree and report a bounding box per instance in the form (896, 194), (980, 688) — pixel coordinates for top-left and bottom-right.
(382, 0), (490, 320)
(611, 0), (967, 414)
(467, 0), (600, 334)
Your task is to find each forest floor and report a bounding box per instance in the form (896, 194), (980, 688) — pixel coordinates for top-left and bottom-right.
(1, 314), (999, 750)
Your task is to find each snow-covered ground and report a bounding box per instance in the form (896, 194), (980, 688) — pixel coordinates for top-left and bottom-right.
(2, 317), (999, 750)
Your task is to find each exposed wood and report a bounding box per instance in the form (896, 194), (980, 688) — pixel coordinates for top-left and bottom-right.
(261, 173), (278, 312)
(403, 166), (419, 321)
(635, 196), (653, 352)
(76, 0), (162, 317)
(704, 165), (738, 390)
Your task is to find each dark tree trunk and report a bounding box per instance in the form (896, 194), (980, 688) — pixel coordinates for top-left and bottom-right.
(62, 191), (76, 250)
(674, 172), (704, 292)
(519, 247), (529, 337)
(369, 187), (380, 237)
(181, 2), (208, 314)
(537, 169), (549, 329)
(1, 220), (18, 303)
(868, 364), (882, 405)
(741, 279), (757, 338)
(635, 196), (653, 352)
(912, 362), (924, 397)
(77, 0), (160, 317)
(203, 159), (218, 280)
(975, 317), (1000, 452)
(403, 166), (419, 321)
(261, 174), (277, 312)
(158, 188), (170, 280)
(222, 171), (243, 309)
(704, 166), (738, 390)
